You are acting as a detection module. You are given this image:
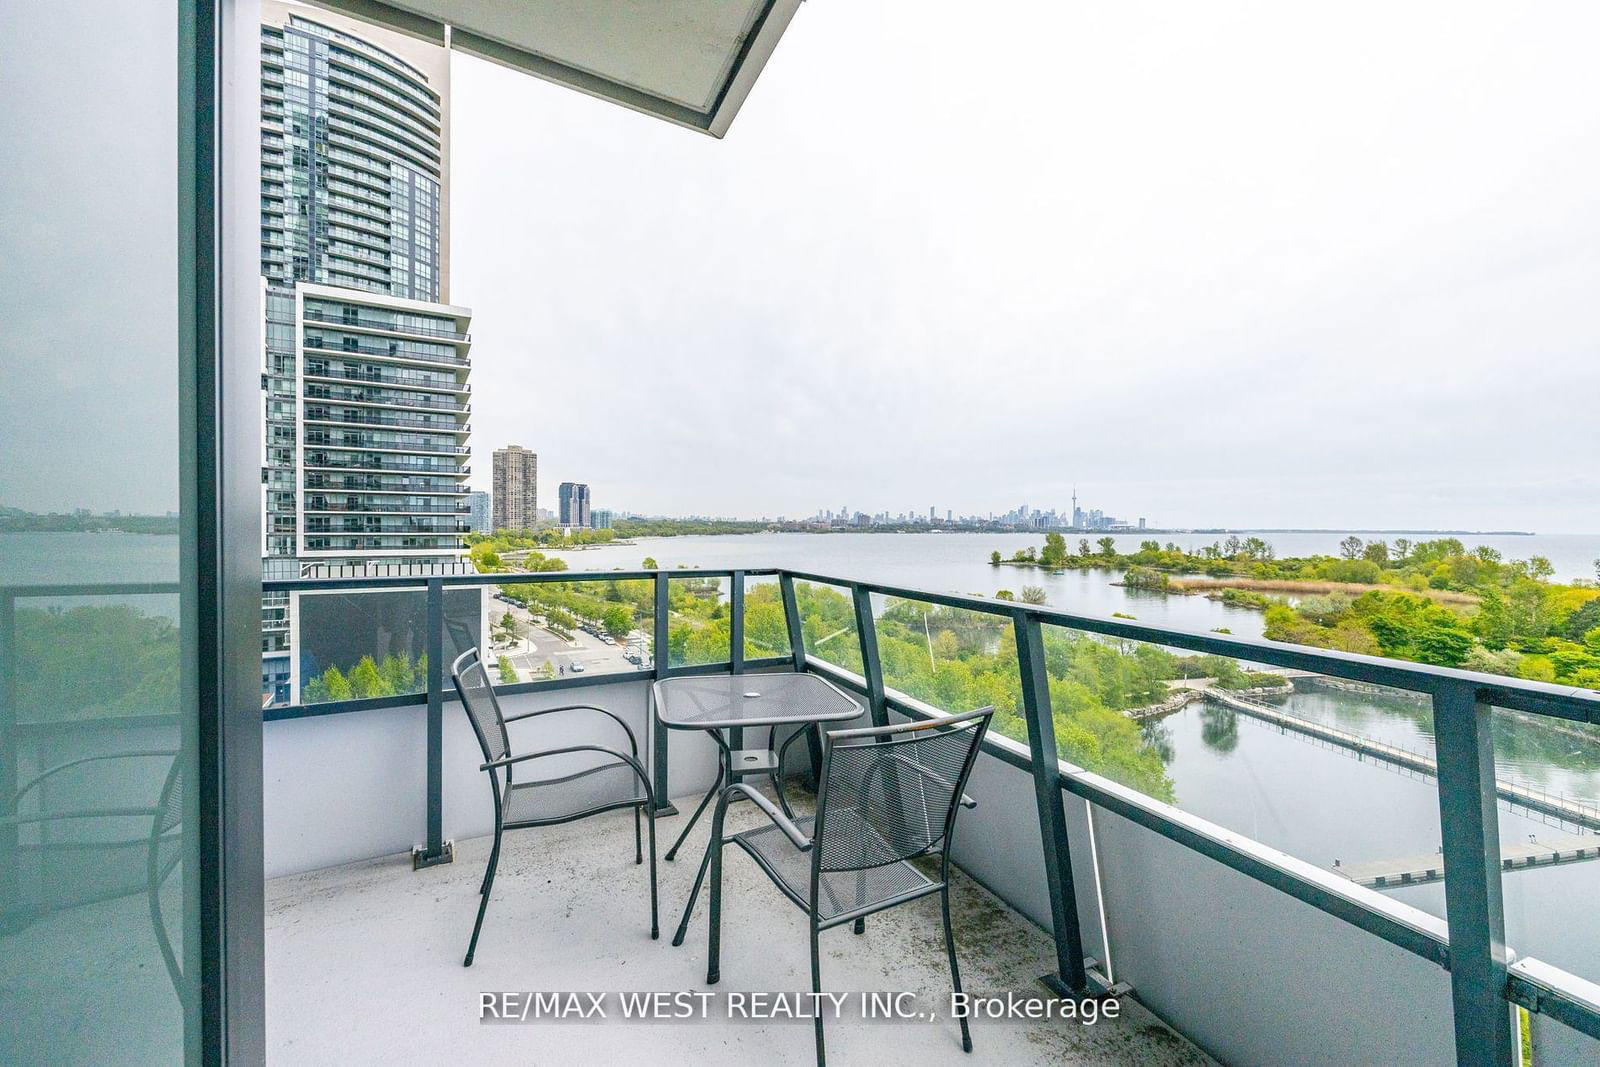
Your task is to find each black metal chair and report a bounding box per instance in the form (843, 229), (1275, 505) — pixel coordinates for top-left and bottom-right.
(450, 648), (658, 966)
(705, 707), (993, 1066)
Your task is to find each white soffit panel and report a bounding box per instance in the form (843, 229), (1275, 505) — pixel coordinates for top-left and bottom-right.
(316, 0), (803, 137)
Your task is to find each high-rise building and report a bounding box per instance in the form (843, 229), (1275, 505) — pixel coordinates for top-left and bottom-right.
(492, 446), (538, 530)
(592, 509), (613, 530)
(559, 482), (591, 528)
(260, 1), (450, 301)
(467, 491), (492, 534)
(259, 3), (474, 702)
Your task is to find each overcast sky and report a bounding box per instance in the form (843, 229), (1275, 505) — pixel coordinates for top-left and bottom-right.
(4, 3), (1597, 533)
(452, 1), (1600, 531)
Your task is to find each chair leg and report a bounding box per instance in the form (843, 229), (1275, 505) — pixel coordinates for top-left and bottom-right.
(479, 823), (502, 895)
(810, 918), (827, 1066)
(634, 807), (642, 865)
(465, 823), (503, 967)
(646, 804), (659, 940)
(852, 917), (865, 935)
(671, 835), (715, 948)
(941, 883), (972, 1053)
(706, 814), (724, 983)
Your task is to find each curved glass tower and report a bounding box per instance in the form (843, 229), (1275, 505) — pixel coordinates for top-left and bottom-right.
(261, 7), (445, 301)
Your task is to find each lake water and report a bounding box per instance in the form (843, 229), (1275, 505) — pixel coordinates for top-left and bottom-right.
(6, 527), (1599, 979)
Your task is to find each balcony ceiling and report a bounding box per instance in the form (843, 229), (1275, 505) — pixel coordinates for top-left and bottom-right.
(319, 0), (803, 137)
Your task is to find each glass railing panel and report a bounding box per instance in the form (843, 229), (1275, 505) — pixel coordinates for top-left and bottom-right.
(495, 576), (653, 680)
(740, 575), (790, 661)
(1035, 619), (1450, 916)
(662, 573), (729, 669)
(872, 593), (1006, 711)
(292, 587), (430, 705)
(793, 581), (863, 676)
(1479, 705), (1600, 990)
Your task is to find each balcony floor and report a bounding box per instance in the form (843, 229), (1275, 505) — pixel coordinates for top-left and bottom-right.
(266, 793), (1211, 1065)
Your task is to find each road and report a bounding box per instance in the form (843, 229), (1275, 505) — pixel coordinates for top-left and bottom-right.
(486, 600), (650, 682)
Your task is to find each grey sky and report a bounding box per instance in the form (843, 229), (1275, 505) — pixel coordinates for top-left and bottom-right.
(3, 3), (1595, 532)
(453, 1), (1600, 531)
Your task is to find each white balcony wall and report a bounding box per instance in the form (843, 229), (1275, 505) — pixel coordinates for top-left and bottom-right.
(263, 679), (722, 878)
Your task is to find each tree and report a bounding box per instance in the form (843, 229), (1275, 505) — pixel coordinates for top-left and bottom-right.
(1020, 586), (1048, 605)
(1040, 532), (1068, 567)
(1564, 598), (1600, 642)
(321, 665), (353, 702)
(1362, 540), (1390, 566)
(348, 655), (384, 698)
(642, 556), (658, 570)
(993, 589), (1015, 601)
(1339, 535), (1365, 560)
(602, 604), (633, 638)
(497, 655), (518, 683)
(1528, 556), (1555, 582)
(989, 550), (1002, 565)
(1078, 538), (1092, 558)
(1392, 538), (1411, 562)
(1096, 536), (1116, 558)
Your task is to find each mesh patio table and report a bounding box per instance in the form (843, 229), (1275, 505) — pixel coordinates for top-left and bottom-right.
(652, 672), (862, 946)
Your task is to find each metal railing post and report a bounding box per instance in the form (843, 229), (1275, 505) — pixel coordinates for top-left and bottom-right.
(851, 584), (888, 728)
(778, 572), (806, 671)
(413, 578), (451, 868)
(779, 573), (822, 785)
(651, 572), (676, 813)
(1433, 682), (1514, 1065)
(728, 571), (745, 752)
(1013, 610), (1089, 994)
(729, 571), (746, 676)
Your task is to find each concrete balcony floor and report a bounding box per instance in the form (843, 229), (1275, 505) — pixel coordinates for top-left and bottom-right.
(266, 792), (1211, 1065)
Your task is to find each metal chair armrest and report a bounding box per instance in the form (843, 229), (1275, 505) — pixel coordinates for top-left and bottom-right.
(723, 783), (811, 851)
(772, 725), (814, 819)
(500, 703), (639, 757)
(480, 744), (655, 807)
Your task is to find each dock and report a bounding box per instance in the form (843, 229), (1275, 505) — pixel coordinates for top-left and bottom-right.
(1336, 832), (1600, 889)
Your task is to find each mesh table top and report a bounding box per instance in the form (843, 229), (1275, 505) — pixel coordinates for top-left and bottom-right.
(653, 672), (862, 730)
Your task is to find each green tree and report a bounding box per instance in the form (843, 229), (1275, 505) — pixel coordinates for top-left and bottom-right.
(1362, 540), (1390, 566)
(993, 589), (1015, 601)
(347, 655), (384, 698)
(602, 604), (633, 638)
(497, 655), (518, 683)
(1097, 536), (1116, 558)
(321, 666), (353, 703)
(1020, 586), (1048, 605)
(1040, 532), (1068, 567)
(1339, 535), (1365, 560)
(642, 556), (658, 570)
(989, 550), (1002, 565)
(1078, 538), (1092, 557)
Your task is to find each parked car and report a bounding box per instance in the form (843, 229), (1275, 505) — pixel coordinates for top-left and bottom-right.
(569, 661), (586, 673)
(625, 654), (642, 665)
